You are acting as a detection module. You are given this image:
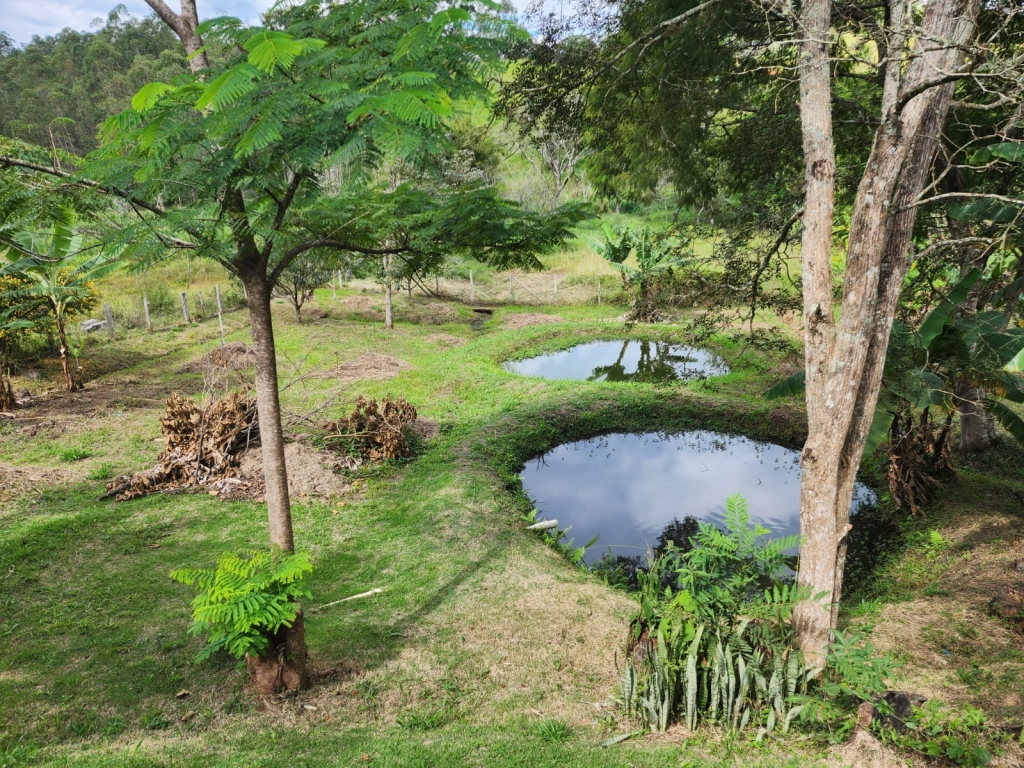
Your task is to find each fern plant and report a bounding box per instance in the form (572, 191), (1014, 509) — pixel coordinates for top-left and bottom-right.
(170, 550), (313, 661)
(621, 494), (816, 734)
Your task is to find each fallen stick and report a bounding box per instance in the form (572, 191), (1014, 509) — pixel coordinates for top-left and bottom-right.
(527, 519), (558, 531)
(309, 588), (383, 614)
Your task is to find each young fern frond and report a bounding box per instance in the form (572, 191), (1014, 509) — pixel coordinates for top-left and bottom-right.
(170, 550), (313, 661)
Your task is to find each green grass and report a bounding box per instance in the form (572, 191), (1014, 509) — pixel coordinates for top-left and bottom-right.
(2, 282), (1022, 766)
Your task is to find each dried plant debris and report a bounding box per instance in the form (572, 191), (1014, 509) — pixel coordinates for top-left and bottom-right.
(180, 342), (256, 373)
(887, 410), (955, 517)
(322, 396), (418, 462)
(104, 390), (259, 500)
(316, 353), (413, 384)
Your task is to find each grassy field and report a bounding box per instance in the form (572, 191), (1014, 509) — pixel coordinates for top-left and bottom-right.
(1, 280), (1022, 766)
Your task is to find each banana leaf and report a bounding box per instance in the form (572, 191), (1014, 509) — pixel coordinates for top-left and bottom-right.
(988, 400), (1024, 444)
(763, 370), (805, 400)
(918, 268), (982, 347)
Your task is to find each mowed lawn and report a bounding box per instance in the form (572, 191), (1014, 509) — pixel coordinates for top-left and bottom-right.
(1, 289), (1021, 766)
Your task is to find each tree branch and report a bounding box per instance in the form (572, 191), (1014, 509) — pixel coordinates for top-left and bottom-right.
(268, 239), (409, 286)
(0, 155), (167, 216)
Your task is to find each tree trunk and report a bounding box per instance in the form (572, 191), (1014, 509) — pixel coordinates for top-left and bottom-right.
(957, 387), (991, 452)
(245, 610), (309, 694)
(0, 349), (13, 413)
(383, 255), (394, 329)
(243, 276), (295, 552)
(143, 0), (209, 74)
(792, 0), (839, 665)
(55, 316), (81, 392)
(793, 0), (980, 662)
(240, 273), (309, 692)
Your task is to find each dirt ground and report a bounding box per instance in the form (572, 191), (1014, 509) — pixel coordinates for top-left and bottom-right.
(501, 313), (564, 330)
(317, 353), (414, 384)
(236, 442), (357, 501)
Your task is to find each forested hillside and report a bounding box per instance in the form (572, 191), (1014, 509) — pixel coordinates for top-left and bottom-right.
(0, 7), (187, 155)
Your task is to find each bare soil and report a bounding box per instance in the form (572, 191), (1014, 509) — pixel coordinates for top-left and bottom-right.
(316, 353), (413, 384)
(236, 441), (354, 501)
(501, 313), (564, 330)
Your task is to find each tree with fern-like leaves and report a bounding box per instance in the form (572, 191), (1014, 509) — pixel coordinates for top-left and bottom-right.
(2, 0), (586, 691)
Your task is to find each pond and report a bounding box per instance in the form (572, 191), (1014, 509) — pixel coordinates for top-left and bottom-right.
(504, 340), (729, 382)
(519, 430), (877, 566)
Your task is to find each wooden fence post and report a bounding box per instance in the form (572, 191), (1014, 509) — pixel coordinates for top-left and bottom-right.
(509, 275), (514, 302)
(553, 274), (558, 300)
(597, 279), (602, 305)
(103, 302), (115, 337)
(470, 270), (474, 303)
(197, 292), (205, 315)
(143, 296), (152, 332)
(215, 285), (225, 345)
(180, 291), (191, 324)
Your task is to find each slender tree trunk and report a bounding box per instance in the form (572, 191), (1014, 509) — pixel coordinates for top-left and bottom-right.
(0, 348), (13, 413)
(957, 386), (991, 451)
(143, 0), (209, 73)
(55, 316), (81, 392)
(240, 271), (309, 691)
(793, 0), (981, 662)
(793, 0), (838, 664)
(243, 275), (295, 552)
(383, 256), (394, 329)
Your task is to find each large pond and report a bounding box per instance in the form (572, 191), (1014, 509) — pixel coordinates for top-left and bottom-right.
(520, 430), (877, 565)
(504, 340), (729, 383)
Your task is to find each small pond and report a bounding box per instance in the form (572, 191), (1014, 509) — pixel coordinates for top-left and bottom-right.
(504, 340), (729, 382)
(519, 430), (877, 565)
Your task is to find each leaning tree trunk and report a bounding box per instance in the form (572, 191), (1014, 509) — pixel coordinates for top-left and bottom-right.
(793, 0), (980, 663)
(55, 316), (82, 392)
(240, 272), (309, 693)
(143, 0), (209, 74)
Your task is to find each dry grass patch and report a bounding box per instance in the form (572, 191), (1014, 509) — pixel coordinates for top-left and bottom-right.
(425, 333), (467, 348)
(501, 313), (563, 330)
(317, 353), (413, 384)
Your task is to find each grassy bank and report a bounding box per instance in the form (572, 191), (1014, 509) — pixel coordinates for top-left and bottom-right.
(1, 288), (1021, 766)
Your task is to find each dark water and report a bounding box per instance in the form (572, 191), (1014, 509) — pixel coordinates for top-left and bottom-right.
(519, 431), (877, 565)
(504, 340), (729, 382)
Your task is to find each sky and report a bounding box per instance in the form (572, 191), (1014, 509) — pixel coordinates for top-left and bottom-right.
(2, 1), (274, 45)
(2, 0), (537, 45)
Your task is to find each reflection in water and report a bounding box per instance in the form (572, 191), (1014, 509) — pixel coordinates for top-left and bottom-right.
(519, 431), (877, 566)
(504, 340), (729, 382)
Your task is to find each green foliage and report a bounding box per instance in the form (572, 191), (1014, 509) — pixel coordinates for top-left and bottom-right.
(592, 225), (688, 321)
(170, 550), (313, 661)
(621, 494), (815, 734)
(535, 719), (573, 743)
(878, 702), (1000, 767)
(57, 447), (91, 463)
(791, 630), (898, 740)
(0, 9), (188, 155)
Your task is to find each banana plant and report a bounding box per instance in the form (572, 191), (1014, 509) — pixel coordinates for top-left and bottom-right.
(0, 212), (120, 391)
(591, 224), (687, 321)
(0, 309), (32, 411)
(765, 267), (1024, 454)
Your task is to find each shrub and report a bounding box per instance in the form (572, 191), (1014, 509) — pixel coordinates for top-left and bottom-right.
(621, 494), (816, 734)
(170, 550), (312, 661)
